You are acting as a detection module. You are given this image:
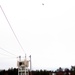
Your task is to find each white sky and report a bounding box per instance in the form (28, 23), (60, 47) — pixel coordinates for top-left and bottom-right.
(0, 0), (75, 70)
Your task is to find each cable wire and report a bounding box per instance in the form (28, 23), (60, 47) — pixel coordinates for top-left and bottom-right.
(0, 5), (25, 54)
(0, 47), (17, 57)
(0, 53), (18, 60)
(0, 52), (9, 57)
(0, 52), (16, 58)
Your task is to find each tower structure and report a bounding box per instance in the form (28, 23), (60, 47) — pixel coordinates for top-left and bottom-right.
(17, 55), (30, 75)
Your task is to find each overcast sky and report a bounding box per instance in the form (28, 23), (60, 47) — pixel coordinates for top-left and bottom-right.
(0, 0), (75, 70)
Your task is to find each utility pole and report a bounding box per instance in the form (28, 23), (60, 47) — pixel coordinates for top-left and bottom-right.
(29, 55), (32, 71)
(29, 55), (32, 75)
(17, 55), (31, 75)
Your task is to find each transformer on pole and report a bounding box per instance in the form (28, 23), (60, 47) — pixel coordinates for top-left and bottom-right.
(17, 55), (31, 75)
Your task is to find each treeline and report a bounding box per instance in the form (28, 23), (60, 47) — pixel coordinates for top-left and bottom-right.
(0, 66), (75, 75)
(0, 68), (17, 75)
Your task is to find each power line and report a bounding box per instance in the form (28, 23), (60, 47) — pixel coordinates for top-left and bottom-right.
(0, 52), (9, 57)
(0, 5), (25, 54)
(0, 53), (18, 60)
(0, 52), (16, 58)
(0, 47), (17, 57)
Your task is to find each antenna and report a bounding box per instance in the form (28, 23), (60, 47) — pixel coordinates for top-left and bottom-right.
(19, 56), (21, 61)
